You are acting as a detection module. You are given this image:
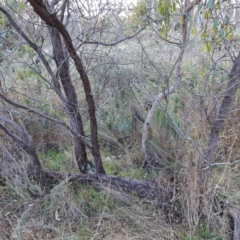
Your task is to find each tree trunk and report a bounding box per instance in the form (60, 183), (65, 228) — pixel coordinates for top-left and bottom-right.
(205, 52), (240, 163)
(28, 0), (105, 174)
(48, 27), (88, 173)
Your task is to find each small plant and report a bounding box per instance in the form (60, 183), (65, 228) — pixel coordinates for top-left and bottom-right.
(104, 161), (123, 175)
(40, 149), (68, 171)
(196, 223), (223, 240)
(120, 168), (153, 180)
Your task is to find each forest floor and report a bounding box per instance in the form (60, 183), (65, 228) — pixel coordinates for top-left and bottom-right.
(0, 151), (235, 240)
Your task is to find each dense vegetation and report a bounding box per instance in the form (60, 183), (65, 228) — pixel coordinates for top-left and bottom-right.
(0, 0), (240, 239)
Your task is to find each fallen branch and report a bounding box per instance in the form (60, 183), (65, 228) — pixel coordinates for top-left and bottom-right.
(46, 171), (168, 201)
(203, 159), (240, 170)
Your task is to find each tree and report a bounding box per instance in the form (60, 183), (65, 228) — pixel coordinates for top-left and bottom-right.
(1, 0), (240, 236)
(0, 0), (146, 185)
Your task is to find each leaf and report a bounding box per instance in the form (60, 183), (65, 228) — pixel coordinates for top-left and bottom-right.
(11, 2), (18, 9)
(29, 52), (36, 59)
(198, 3), (203, 11)
(25, 46), (32, 52)
(161, 25), (167, 38)
(221, 72), (228, 83)
(225, 15), (230, 24)
(218, 29), (225, 38)
(207, 0), (215, 10)
(172, 2), (176, 11)
(206, 42), (212, 52)
(28, 70), (35, 77)
(202, 43), (212, 52)
(201, 31), (207, 39)
(191, 27), (197, 37)
(19, 3), (25, 10)
(213, 19), (219, 29)
(18, 71), (25, 80)
(18, 52), (24, 58)
(226, 33), (234, 40)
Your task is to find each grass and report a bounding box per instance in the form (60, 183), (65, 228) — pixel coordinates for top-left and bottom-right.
(1, 146), (238, 239)
(0, 182), (180, 240)
(103, 157), (154, 180)
(1, 22), (240, 240)
(39, 149), (70, 172)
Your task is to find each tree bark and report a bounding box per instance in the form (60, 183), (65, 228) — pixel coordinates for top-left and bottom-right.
(28, 0), (105, 173)
(48, 27), (88, 173)
(205, 52), (240, 163)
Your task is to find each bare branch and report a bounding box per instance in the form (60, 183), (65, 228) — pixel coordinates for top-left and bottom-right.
(159, 103), (208, 164)
(1, 142), (29, 186)
(203, 159), (240, 170)
(0, 92), (92, 149)
(78, 27), (146, 47)
(0, 6), (64, 98)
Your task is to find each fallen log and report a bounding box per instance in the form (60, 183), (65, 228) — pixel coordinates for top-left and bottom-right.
(46, 171), (169, 201)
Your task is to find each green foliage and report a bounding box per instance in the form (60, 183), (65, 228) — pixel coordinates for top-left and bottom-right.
(153, 102), (182, 139)
(207, 0), (215, 10)
(200, 1), (234, 53)
(104, 160), (153, 180)
(0, 12), (5, 26)
(197, 223), (224, 240)
(104, 161), (123, 175)
(100, 90), (132, 134)
(40, 149), (67, 171)
(120, 168), (153, 180)
(182, 223), (229, 240)
(158, 0), (176, 25)
(85, 161), (96, 174)
(73, 185), (116, 217)
(131, 0), (148, 26)
(157, 0), (176, 36)
(8, 1), (25, 11)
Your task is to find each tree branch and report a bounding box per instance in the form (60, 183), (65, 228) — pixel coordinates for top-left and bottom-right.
(0, 92), (92, 149)
(203, 159), (240, 170)
(78, 27), (146, 47)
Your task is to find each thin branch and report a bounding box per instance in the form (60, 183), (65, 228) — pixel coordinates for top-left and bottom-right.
(203, 159), (240, 170)
(0, 6), (64, 100)
(1, 143), (29, 186)
(0, 93), (92, 148)
(159, 103), (208, 164)
(78, 27), (146, 47)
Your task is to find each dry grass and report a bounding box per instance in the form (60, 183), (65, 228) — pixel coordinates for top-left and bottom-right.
(0, 182), (185, 240)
